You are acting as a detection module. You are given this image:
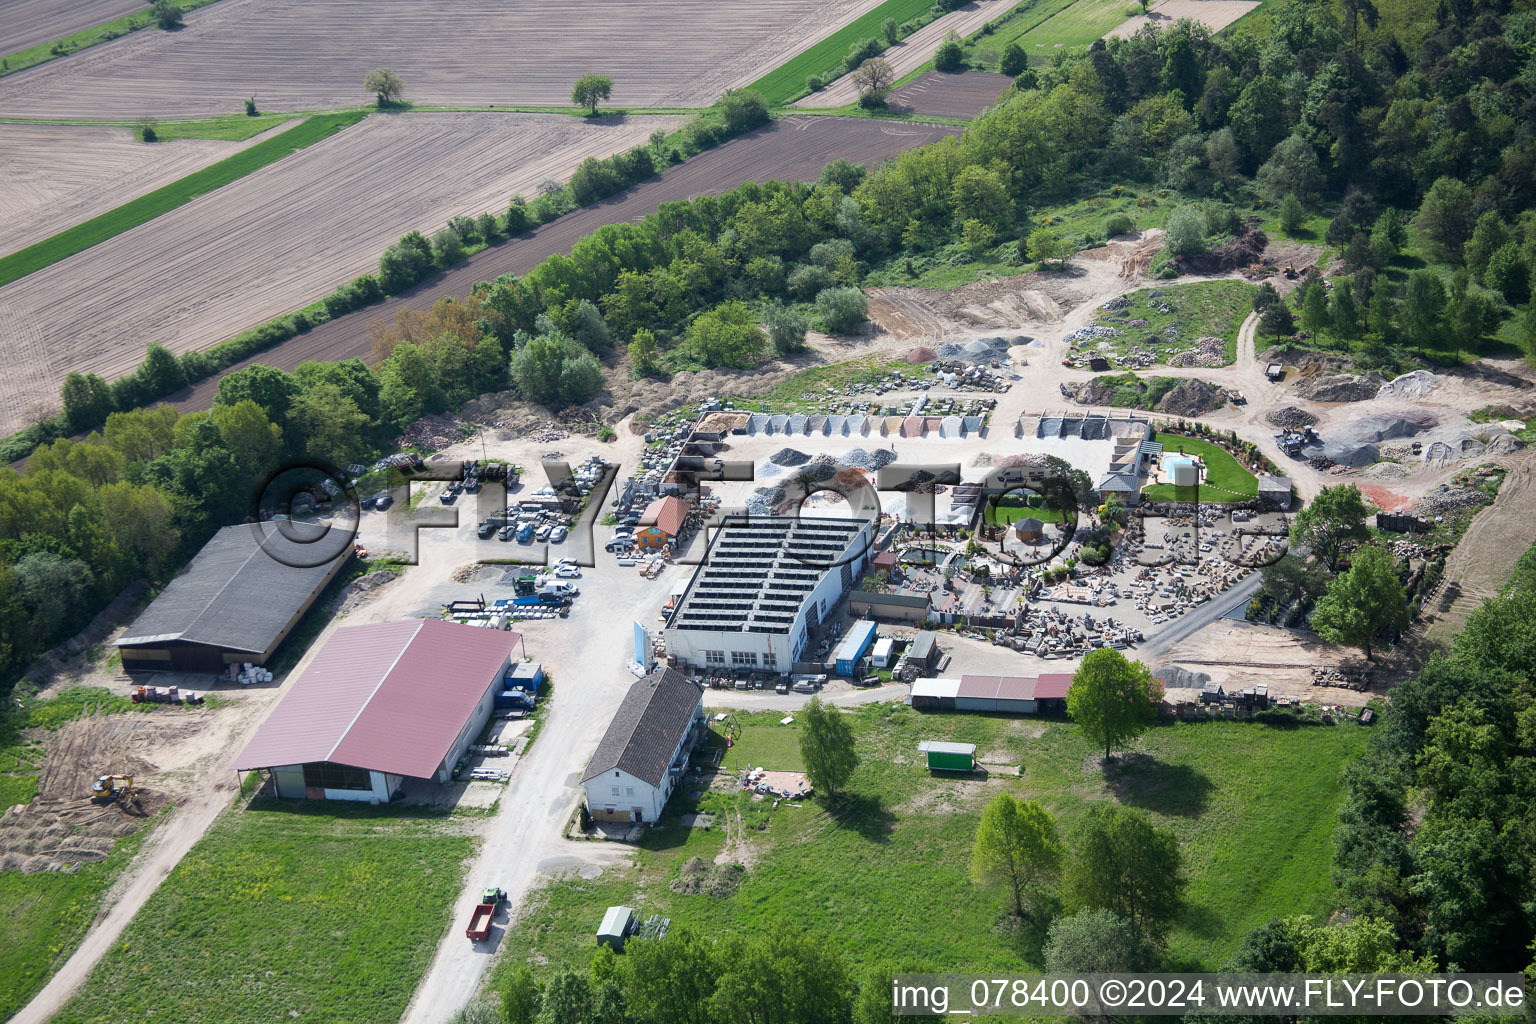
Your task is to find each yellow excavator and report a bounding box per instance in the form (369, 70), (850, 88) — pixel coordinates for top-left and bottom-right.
(91, 774), (140, 807)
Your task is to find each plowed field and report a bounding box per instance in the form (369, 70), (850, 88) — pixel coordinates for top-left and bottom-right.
(0, 112), (678, 433)
(0, 0), (889, 117)
(1, 0), (146, 56)
(170, 115), (959, 415)
(1106, 0), (1258, 38)
(887, 70), (1011, 119)
(0, 122), (283, 257)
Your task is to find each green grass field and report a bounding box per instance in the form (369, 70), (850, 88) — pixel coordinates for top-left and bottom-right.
(719, 723), (807, 772)
(747, 0), (938, 105)
(964, 0), (1084, 65)
(493, 706), (1370, 981)
(51, 802), (475, 1024)
(725, 356), (918, 412)
(148, 114), (295, 141)
(1143, 432), (1259, 502)
(1093, 280), (1259, 366)
(0, 110), (366, 288)
(0, 687), (179, 1020)
(984, 494), (1067, 524)
(0, 0), (226, 79)
(996, 0), (1139, 64)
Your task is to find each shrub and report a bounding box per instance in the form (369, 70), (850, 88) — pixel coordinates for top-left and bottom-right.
(244, 96), (258, 116)
(1278, 194), (1306, 235)
(431, 227), (465, 266)
(505, 197), (530, 234)
(787, 264), (836, 301)
(807, 74), (825, 92)
(882, 17), (900, 43)
(1000, 42), (1029, 77)
(719, 89), (769, 134)
(934, 32), (965, 72)
(152, 0), (182, 29)
(764, 304), (810, 353)
(815, 286), (869, 334)
(476, 211), (498, 242)
(1104, 212), (1136, 237)
(138, 122), (158, 142)
(684, 116), (720, 149)
(1164, 206), (1206, 256)
(848, 36), (883, 66)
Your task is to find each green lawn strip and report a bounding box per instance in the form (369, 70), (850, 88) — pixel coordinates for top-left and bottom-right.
(1004, 0), (1140, 62)
(964, 0), (1081, 64)
(0, 827), (151, 1021)
(748, 0), (939, 106)
(1093, 280), (1258, 367)
(1143, 432), (1259, 502)
(0, 0), (226, 79)
(719, 723), (807, 772)
(723, 356), (917, 413)
(984, 495), (1067, 524)
(0, 111), (366, 289)
(493, 707), (1370, 980)
(148, 115), (293, 141)
(51, 803), (475, 1024)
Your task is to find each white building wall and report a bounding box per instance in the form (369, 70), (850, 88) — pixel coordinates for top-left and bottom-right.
(436, 656), (510, 782)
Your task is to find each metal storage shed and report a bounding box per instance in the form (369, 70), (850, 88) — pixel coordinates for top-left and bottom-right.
(910, 677), (960, 710)
(956, 674), (1038, 713)
(918, 740), (975, 772)
(834, 620), (879, 675)
(597, 906), (635, 949)
(907, 631), (938, 670)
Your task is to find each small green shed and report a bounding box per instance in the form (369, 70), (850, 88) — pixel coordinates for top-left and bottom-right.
(919, 740), (976, 772)
(597, 905), (635, 950)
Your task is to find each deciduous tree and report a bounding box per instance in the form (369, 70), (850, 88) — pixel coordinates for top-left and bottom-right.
(1066, 648), (1159, 761)
(799, 696), (858, 799)
(364, 68), (404, 106)
(970, 794), (1063, 920)
(1064, 803), (1185, 942)
(1310, 543), (1408, 659)
(851, 58), (894, 101)
(572, 74), (614, 115)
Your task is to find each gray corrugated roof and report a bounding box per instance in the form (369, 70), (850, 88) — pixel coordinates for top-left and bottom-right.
(582, 667), (703, 787)
(117, 523), (350, 653)
(850, 590), (929, 609)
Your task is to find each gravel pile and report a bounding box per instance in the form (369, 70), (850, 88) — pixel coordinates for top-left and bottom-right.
(527, 422), (570, 442)
(1152, 666), (1212, 689)
(1266, 406), (1318, 428)
(1414, 487), (1491, 517)
(1295, 372), (1388, 402)
(1377, 370), (1442, 400)
(803, 455), (839, 481)
(769, 447), (810, 467)
(841, 448), (897, 470)
(1168, 336), (1226, 368)
(1360, 462), (1410, 480)
(1333, 411), (1437, 445)
(1156, 379), (1228, 417)
(1102, 296), (1132, 311)
(933, 336), (1016, 363)
(1065, 324), (1123, 344)
(757, 461), (784, 478)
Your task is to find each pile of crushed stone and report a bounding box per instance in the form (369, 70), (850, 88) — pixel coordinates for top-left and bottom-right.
(1295, 372), (1388, 402)
(1267, 406), (1318, 428)
(1376, 370), (1442, 400)
(769, 448), (810, 467)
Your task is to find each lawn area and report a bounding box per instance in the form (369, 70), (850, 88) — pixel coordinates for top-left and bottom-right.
(0, 110), (367, 288)
(0, 687), (175, 1020)
(1142, 432), (1259, 502)
(51, 802), (475, 1024)
(149, 114), (295, 141)
(984, 493), (1067, 524)
(746, 0), (938, 105)
(998, 0), (1139, 64)
(719, 722), (808, 772)
(964, 0), (1086, 65)
(0, 0), (226, 79)
(1092, 280), (1259, 366)
(493, 706), (1370, 981)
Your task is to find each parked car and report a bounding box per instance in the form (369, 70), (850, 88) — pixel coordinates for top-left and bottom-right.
(549, 525), (568, 543)
(498, 525), (515, 541)
(554, 566), (581, 579)
(477, 521), (496, 539)
(372, 492), (393, 510)
(535, 524), (552, 541)
(605, 539), (632, 552)
(554, 558), (579, 568)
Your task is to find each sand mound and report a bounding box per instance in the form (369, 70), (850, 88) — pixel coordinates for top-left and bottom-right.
(905, 346), (938, 363)
(1376, 370), (1442, 400)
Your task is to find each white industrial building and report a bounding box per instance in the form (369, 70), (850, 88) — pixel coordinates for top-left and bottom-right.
(664, 516), (872, 675)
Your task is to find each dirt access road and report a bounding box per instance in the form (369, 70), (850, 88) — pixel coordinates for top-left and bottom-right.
(165, 116), (958, 418)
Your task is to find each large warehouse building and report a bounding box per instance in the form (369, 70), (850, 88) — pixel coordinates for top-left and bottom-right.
(234, 619), (517, 802)
(116, 522), (352, 672)
(664, 515), (872, 675)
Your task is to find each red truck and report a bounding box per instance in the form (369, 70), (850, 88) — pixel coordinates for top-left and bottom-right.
(465, 887), (506, 941)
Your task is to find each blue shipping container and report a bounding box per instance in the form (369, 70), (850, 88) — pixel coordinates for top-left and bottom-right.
(834, 620), (879, 675)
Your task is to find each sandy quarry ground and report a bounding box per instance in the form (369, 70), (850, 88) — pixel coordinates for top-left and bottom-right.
(0, 0), (148, 56)
(0, 0), (890, 117)
(796, 0), (1019, 109)
(0, 119), (295, 257)
(1105, 0), (1260, 39)
(0, 110), (680, 435)
(1156, 618), (1375, 706)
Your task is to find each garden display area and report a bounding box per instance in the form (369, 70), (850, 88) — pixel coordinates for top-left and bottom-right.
(1143, 433), (1260, 502)
(494, 706), (1370, 981)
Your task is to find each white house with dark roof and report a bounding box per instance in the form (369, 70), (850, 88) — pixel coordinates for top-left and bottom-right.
(581, 667), (706, 823)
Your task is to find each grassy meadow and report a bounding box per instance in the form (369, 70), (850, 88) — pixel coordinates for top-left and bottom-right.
(494, 705), (1370, 982)
(1092, 280), (1259, 365)
(52, 802), (476, 1024)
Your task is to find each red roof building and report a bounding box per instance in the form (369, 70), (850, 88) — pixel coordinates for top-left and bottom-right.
(636, 496), (689, 549)
(234, 619), (518, 802)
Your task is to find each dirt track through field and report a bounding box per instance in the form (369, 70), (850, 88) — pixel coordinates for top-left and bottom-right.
(0, 0), (890, 117)
(1105, 0), (1259, 38)
(0, 121), (288, 257)
(0, 0), (147, 56)
(165, 115), (958, 416)
(886, 70), (1011, 119)
(795, 0), (1018, 109)
(0, 111), (679, 434)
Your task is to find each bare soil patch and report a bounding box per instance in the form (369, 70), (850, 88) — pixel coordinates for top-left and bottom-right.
(798, 0), (1019, 109)
(886, 70), (1012, 119)
(166, 116), (958, 419)
(868, 270), (1089, 340)
(0, 111), (679, 434)
(0, 121), (285, 257)
(1, 0), (147, 56)
(0, 0), (890, 117)
(1106, 0), (1258, 39)
(1157, 618), (1383, 706)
